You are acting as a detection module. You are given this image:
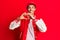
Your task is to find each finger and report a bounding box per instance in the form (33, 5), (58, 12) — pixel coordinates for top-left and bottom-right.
(23, 12), (27, 15)
(23, 17), (27, 20)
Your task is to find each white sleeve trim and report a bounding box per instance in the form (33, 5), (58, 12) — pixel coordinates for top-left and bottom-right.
(9, 20), (21, 30)
(36, 18), (47, 32)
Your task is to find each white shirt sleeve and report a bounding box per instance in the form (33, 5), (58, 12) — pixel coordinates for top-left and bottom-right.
(35, 18), (47, 32)
(9, 20), (21, 30)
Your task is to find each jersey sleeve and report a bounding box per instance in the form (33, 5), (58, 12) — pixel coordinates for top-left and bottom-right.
(35, 18), (47, 32)
(9, 20), (21, 30)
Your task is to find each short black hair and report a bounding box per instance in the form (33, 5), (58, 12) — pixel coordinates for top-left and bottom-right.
(26, 3), (36, 9)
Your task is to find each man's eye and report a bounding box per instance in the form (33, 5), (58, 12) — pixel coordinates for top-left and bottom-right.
(32, 7), (35, 8)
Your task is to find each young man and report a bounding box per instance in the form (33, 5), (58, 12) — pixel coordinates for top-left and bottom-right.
(9, 3), (47, 40)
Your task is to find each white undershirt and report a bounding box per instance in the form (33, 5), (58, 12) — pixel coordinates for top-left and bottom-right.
(26, 19), (35, 40)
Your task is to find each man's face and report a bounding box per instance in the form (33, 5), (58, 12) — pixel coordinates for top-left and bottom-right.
(27, 5), (36, 13)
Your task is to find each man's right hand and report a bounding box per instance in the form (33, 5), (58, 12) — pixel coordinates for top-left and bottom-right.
(19, 12), (27, 20)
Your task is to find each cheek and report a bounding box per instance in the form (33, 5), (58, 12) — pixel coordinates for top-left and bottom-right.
(32, 9), (36, 11)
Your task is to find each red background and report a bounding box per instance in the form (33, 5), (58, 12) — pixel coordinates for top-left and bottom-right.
(0, 0), (60, 40)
